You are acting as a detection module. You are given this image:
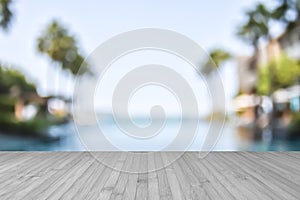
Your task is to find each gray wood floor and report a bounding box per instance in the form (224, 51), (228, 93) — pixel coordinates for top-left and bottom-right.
(0, 152), (299, 200)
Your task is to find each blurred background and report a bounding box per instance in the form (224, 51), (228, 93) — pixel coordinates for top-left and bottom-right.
(0, 0), (299, 151)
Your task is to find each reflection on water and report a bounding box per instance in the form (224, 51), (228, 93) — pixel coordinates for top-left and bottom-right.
(0, 120), (299, 151)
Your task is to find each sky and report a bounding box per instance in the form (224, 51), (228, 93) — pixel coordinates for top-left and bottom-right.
(0, 0), (265, 116)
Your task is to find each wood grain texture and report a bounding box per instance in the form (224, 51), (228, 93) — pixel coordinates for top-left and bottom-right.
(0, 152), (299, 200)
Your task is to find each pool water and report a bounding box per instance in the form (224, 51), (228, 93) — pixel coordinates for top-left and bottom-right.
(0, 120), (299, 151)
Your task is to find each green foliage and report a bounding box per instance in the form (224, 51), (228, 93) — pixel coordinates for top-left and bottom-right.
(0, 65), (36, 95)
(257, 66), (270, 95)
(237, 3), (271, 46)
(237, 0), (300, 46)
(202, 48), (231, 74)
(209, 48), (232, 67)
(0, 65), (52, 136)
(277, 0), (300, 42)
(288, 112), (300, 137)
(257, 54), (300, 95)
(0, 112), (51, 136)
(238, 0), (300, 96)
(271, 0), (300, 22)
(37, 20), (87, 75)
(0, 0), (12, 30)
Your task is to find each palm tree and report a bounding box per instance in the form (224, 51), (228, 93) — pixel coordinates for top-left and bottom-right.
(37, 20), (87, 75)
(237, 0), (300, 133)
(237, 0), (300, 71)
(272, 0), (300, 24)
(202, 48), (231, 74)
(0, 0), (13, 31)
(237, 3), (272, 71)
(209, 48), (232, 67)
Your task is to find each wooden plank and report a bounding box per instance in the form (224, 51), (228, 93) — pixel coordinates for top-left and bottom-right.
(284, 151), (300, 159)
(175, 153), (211, 200)
(65, 154), (108, 199)
(22, 152), (93, 200)
(234, 152), (300, 197)
(211, 152), (274, 200)
(155, 152), (173, 200)
(225, 152), (298, 200)
(85, 152), (122, 200)
(136, 153), (148, 200)
(51, 153), (105, 200)
(0, 152), (69, 193)
(183, 153), (235, 200)
(0, 153), (36, 174)
(0, 152), (24, 164)
(161, 153), (184, 200)
(162, 153), (193, 200)
(0, 152), (299, 199)
(0, 152), (76, 199)
(200, 153), (251, 200)
(122, 153), (141, 200)
(242, 152), (300, 183)
(259, 152), (300, 173)
(97, 153), (127, 200)
(109, 153), (134, 200)
(147, 153), (159, 200)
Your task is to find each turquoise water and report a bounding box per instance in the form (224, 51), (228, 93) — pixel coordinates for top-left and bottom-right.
(0, 120), (300, 151)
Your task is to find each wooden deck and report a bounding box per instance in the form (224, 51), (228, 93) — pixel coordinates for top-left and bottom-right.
(0, 152), (299, 200)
